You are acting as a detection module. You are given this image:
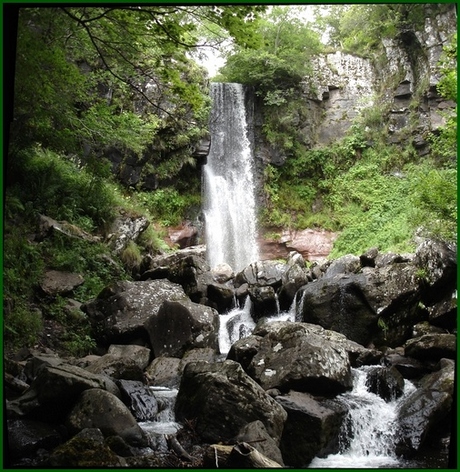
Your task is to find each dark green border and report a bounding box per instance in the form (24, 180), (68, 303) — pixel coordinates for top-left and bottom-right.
(1, 1), (458, 472)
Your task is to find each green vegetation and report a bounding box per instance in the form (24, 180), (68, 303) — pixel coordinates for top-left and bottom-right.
(4, 5), (266, 354)
(4, 4), (456, 355)
(219, 4), (456, 258)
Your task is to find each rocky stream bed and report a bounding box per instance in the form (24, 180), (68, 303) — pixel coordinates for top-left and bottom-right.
(4, 239), (457, 468)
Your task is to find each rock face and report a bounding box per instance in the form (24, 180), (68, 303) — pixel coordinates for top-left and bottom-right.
(175, 360), (287, 444)
(228, 322), (352, 395)
(310, 51), (377, 146)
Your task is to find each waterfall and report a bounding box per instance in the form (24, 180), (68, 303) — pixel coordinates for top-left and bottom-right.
(203, 82), (259, 272)
(139, 387), (181, 452)
(309, 366), (416, 468)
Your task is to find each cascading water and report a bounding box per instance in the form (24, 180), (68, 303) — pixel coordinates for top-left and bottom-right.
(309, 366), (416, 468)
(203, 82), (259, 272)
(139, 387), (181, 452)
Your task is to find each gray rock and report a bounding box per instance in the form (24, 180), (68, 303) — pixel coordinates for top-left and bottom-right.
(85, 354), (144, 381)
(144, 299), (218, 358)
(82, 279), (188, 345)
(40, 270), (84, 296)
(235, 420), (285, 466)
(323, 254), (361, 279)
(144, 357), (182, 388)
(228, 322), (352, 395)
(404, 333), (456, 361)
(175, 360), (287, 444)
(276, 390), (346, 467)
(107, 344), (151, 370)
(7, 363), (120, 421)
(116, 379), (158, 421)
(365, 366), (405, 402)
(107, 213), (149, 254)
(415, 240), (457, 305)
(6, 419), (63, 460)
(66, 388), (148, 447)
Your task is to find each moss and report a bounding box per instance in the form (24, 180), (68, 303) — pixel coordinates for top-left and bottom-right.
(48, 437), (125, 467)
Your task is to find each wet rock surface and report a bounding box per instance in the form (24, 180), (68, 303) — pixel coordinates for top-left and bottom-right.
(4, 239), (456, 468)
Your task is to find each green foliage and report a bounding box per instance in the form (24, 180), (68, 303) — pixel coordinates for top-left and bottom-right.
(120, 241), (142, 272)
(133, 188), (201, 227)
(315, 4), (432, 58)
(219, 6), (321, 97)
(11, 146), (118, 231)
(429, 33), (457, 167)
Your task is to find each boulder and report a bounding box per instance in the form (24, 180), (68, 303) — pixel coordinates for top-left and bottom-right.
(414, 240), (457, 305)
(6, 418), (63, 461)
(365, 366), (405, 402)
(175, 360), (287, 444)
(144, 357), (182, 388)
(299, 257), (426, 347)
(278, 256), (309, 311)
(298, 275), (377, 346)
(107, 213), (149, 254)
(85, 354), (144, 381)
(404, 334), (456, 361)
(427, 297), (457, 330)
(66, 388), (148, 447)
(276, 391), (347, 467)
(47, 428), (126, 467)
(228, 322), (352, 395)
(206, 282), (235, 313)
(234, 420), (285, 466)
(144, 299), (218, 358)
(6, 364), (119, 421)
(396, 359), (454, 455)
(40, 270), (84, 296)
(140, 249), (213, 305)
(235, 260), (287, 289)
(247, 285), (278, 320)
(211, 263), (234, 283)
(107, 344), (151, 370)
(323, 254), (361, 278)
(116, 379), (158, 422)
(82, 279), (188, 346)
(383, 353), (429, 379)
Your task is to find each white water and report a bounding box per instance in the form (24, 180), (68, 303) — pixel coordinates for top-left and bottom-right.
(310, 367), (416, 468)
(218, 296), (296, 355)
(203, 82), (259, 272)
(139, 387), (180, 452)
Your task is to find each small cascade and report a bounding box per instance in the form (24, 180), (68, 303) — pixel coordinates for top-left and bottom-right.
(203, 82), (259, 272)
(218, 297), (256, 355)
(309, 366), (416, 468)
(139, 387), (181, 452)
(218, 296), (296, 355)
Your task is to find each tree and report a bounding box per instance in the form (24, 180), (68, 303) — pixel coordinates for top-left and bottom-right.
(8, 5), (266, 168)
(219, 6), (321, 99)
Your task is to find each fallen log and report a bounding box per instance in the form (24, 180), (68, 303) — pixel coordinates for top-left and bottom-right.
(204, 442), (283, 468)
(166, 435), (193, 462)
